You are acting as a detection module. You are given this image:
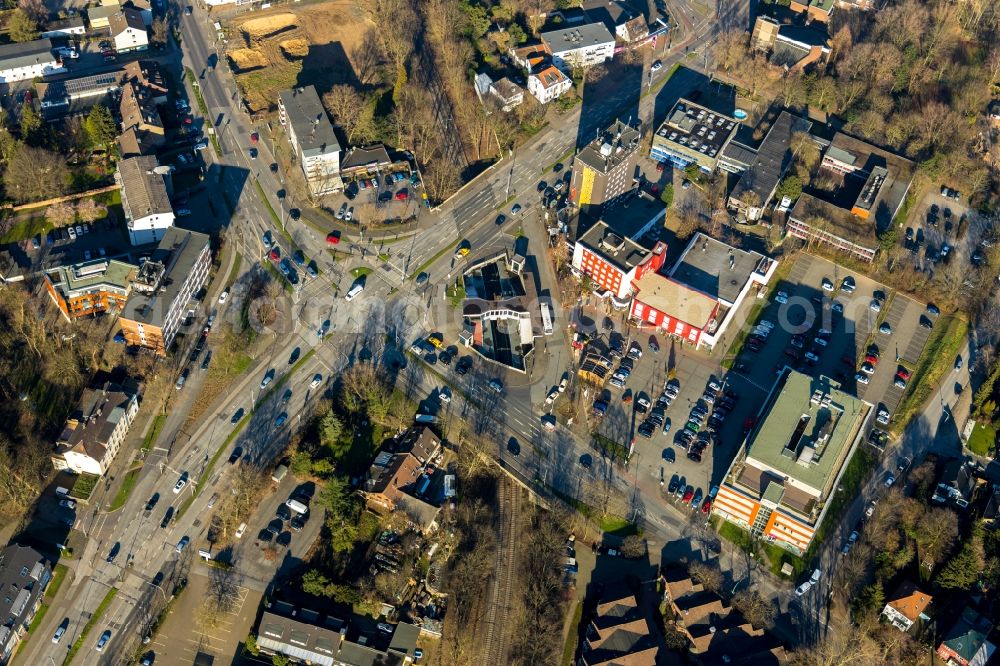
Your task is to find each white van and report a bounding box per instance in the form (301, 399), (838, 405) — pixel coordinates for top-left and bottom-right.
(345, 283), (364, 301)
(285, 499), (309, 515)
(235, 522), (247, 539)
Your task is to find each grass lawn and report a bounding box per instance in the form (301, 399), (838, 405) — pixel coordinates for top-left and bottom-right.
(561, 601), (583, 665)
(761, 541), (804, 579)
(715, 518), (751, 550)
(599, 515), (639, 537)
(808, 448), (876, 552)
(142, 414), (167, 451)
(968, 422), (996, 457)
(25, 602), (49, 636)
(0, 215), (49, 243)
(550, 486), (595, 519)
(109, 466), (142, 511)
(590, 432), (630, 463)
(63, 587), (117, 665)
(70, 474), (99, 500)
(350, 266), (372, 279)
(225, 252), (243, 289)
(47, 564), (69, 598)
(892, 315), (968, 433)
(446, 281), (465, 307)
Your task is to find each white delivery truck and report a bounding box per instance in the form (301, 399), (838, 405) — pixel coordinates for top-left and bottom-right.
(345, 283), (364, 301)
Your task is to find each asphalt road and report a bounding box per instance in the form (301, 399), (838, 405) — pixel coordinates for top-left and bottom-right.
(18, 2), (752, 662)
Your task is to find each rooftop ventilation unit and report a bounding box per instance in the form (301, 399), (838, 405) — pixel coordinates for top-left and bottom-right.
(600, 232), (625, 253)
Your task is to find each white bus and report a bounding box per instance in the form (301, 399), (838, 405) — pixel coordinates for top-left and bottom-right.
(541, 302), (553, 334)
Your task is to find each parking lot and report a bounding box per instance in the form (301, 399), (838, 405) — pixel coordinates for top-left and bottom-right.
(576, 308), (729, 511)
(577, 252), (939, 515)
(14, 217), (133, 271)
(729, 253), (934, 435)
(149, 568), (260, 666)
(328, 171), (425, 227)
(242, 474), (324, 577)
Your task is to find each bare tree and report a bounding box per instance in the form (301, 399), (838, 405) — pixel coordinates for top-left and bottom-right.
(731, 589), (776, 629)
(688, 560), (724, 594)
(322, 85), (374, 144)
(196, 565), (242, 630)
(3, 145), (69, 203)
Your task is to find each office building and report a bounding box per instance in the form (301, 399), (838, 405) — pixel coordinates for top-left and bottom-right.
(712, 370), (872, 554)
(650, 99), (739, 171)
(630, 233), (776, 350)
(569, 119), (642, 215)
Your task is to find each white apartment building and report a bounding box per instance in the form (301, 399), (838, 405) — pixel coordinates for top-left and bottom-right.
(278, 86), (342, 196)
(541, 23), (616, 73)
(115, 155), (175, 245)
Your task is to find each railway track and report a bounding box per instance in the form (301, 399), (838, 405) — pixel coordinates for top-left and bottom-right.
(480, 477), (520, 665)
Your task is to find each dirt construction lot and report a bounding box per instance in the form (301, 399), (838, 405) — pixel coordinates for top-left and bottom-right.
(226, 1), (372, 113)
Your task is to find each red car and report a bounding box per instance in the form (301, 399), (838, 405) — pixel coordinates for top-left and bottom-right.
(250, 132), (259, 144)
(183, 117), (193, 125)
(682, 487), (694, 504)
(865, 354), (879, 366)
(395, 190), (408, 201)
(701, 498), (712, 513)
(269, 247), (280, 262)
(326, 231), (341, 245)
(897, 368), (911, 380)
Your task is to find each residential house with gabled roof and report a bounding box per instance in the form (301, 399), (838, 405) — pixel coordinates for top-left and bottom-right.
(0, 39), (63, 83)
(51, 382), (139, 475)
(579, 585), (661, 665)
(936, 607), (995, 666)
(0, 545), (52, 665)
(528, 64), (573, 104)
(933, 458), (981, 510)
(489, 77), (524, 112)
(361, 427), (443, 532)
(662, 567), (786, 664)
(880, 581), (931, 632)
(982, 485), (1000, 529)
(110, 8), (148, 53)
(119, 80), (164, 140)
(509, 42), (550, 71)
(87, 3), (119, 29)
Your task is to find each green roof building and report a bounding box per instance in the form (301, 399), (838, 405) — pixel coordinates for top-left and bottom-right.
(711, 369), (872, 554)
